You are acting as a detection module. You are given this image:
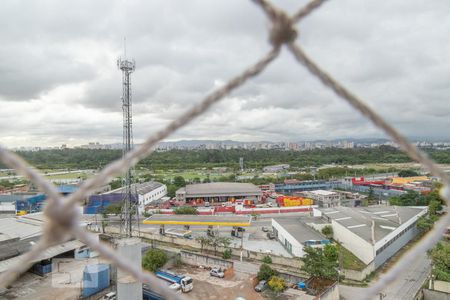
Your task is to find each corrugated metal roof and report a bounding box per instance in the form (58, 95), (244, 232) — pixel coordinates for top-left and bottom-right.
(319, 206), (427, 243)
(180, 182), (261, 197)
(0, 217), (43, 242)
(0, 240), (85, 273)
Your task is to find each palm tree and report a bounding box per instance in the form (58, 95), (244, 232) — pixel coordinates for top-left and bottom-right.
(196, 236), (210, 253)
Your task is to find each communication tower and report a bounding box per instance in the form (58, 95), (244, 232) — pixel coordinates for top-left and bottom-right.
(117, 50), (138, 237)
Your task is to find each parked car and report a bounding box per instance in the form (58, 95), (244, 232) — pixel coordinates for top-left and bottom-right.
(262, 226), (269, 232)
(255, 280), (267, 292)
(267, 231), (275, 239)
(210, 267), (225, 278)
(103, 292), (116, 300)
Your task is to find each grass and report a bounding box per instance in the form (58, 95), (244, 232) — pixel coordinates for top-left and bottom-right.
(44, 172), (92, 180)
(337, 244), (367, 271)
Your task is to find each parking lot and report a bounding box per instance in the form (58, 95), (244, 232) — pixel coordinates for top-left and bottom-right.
(167, 265), (264, 300)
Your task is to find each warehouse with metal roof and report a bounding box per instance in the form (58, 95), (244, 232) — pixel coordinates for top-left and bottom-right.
(0, 213), (86, 274)
(175, 182), (262, 204)
(314, 206), (427, 267)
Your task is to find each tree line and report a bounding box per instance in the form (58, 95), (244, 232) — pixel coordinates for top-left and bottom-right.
(3, 146), (450, 170)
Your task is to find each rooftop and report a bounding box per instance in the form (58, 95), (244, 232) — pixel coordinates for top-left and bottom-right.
(179, 182), (261, 197)
(319, 206), (427, 243)
(273, 218), (325, 244)
(308, 190), (337, 196)
(108, 181), (164, 195)
(0, 215), (44, 242)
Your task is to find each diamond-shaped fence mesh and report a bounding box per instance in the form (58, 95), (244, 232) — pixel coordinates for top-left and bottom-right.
(0, 1), (449, 299)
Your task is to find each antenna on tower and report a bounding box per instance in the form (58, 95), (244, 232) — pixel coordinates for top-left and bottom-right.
(117, 45), (137, 238)
(123, 37), (127, 58)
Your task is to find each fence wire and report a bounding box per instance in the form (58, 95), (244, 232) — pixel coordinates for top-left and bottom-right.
(0, 1), (449, 299)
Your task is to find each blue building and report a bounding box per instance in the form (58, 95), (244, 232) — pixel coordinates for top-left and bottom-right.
(275, 180), (340, 195)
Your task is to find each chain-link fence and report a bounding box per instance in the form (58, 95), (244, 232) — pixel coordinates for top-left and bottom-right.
(0, 1), (449, 299)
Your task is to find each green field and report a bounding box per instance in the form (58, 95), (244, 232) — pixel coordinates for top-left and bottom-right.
(337, 244), (367, 271)
(43, 171), (94, 180)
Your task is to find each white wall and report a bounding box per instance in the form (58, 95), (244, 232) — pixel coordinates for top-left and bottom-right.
(374, 207), (427, 251)
(139, 184), (167, 212)
(332, 220), (374, 264)
(0, 203), (15, 213)
(272, 219), (305, 257)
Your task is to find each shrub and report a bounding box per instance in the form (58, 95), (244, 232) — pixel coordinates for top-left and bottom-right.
(257, 263), (278, 281)
(262, 255), (272, 264)
(173, 206), (198, 215)
(321, 225), (333, 239)
(142, 249), (168, 272)
(222, 248), (232, 259)
(268, 276), (287, 292)
(173, 255), (183, 268)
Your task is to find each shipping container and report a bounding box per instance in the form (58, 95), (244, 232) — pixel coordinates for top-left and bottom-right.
(31, 260), (52, 276)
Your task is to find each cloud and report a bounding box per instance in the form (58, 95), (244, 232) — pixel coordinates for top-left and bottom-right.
(0, 0), (449, 147)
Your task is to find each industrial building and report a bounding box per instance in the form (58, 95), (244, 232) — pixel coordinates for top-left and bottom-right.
(175, 182), (262, 204)
(271, 206), (427, 269)
(298, 190), (341, 208)
(271, 218), (329, 257)
(312, 206), (428, 268)
(85, 181), (166, 214)
(108, 181), (167, 210)
(275, 180), (340, 195)
(0, 213), (86, 275)
(0, 193), (46, 214)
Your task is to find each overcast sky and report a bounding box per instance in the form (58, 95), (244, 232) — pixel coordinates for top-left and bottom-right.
(1, 0), (449, 148)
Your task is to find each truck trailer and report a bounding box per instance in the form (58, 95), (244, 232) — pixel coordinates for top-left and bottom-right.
(155, 270), (193, 292)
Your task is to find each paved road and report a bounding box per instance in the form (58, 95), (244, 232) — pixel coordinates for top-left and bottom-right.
(339, 255), (431, 300)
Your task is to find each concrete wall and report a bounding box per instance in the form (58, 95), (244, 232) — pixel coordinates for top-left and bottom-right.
(316, 282), (339, 300)
(331, 220), (374, 265)
(374, 208), (426, 251)
(180, 251), (233, 269)
(272, 219), (305, 257)
(340, 261), (375, 281)
(278, 271), (307, 285)
(374, 224), (419, 268)
(423, 288), (450, 300)
(435, 281), (450, 294)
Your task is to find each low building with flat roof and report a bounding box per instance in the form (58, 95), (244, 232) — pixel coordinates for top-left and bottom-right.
(313, 205), (427, 268)
(271, 218), (329, 257)
(299, 190), (340, 208)
(176, 182), (261, 204)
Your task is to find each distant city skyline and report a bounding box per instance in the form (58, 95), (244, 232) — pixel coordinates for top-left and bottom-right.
(10, 137), (450, 151)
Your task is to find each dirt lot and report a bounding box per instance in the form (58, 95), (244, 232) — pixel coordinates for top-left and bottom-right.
(171, 265), (264, 300)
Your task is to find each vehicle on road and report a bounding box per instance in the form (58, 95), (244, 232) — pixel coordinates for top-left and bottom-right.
(164, 228), (193, 239)
(210, 267), (225, 278)
(267, 231), (275, 239)
(262, 226), (269, 232)
(155, 270), (194, 292)
(255, 280), (267, 292)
